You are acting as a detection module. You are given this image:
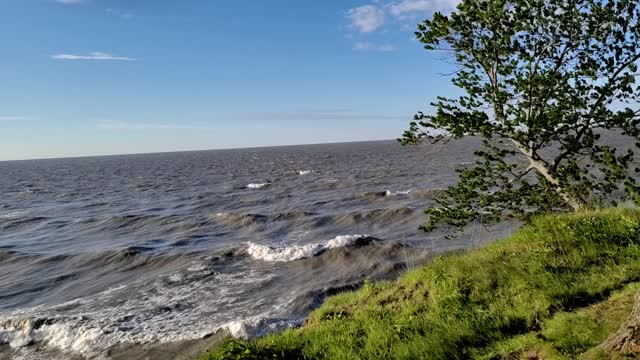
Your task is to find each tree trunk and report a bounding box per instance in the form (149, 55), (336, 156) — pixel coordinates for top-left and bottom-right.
(510, 139), (584, 211)
(528, 158), (584, 211)
(600, 290), (640, 354)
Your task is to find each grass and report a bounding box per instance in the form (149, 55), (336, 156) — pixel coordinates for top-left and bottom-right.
(201, 208), (640, 360)
(476, 282), (640, 359)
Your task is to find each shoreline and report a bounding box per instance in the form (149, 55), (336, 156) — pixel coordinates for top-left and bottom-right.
(0, 329), (231, 360)
(201, 208), (640, 359)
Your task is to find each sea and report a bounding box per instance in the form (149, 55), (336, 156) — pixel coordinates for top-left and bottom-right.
(0, 139), (515, 359)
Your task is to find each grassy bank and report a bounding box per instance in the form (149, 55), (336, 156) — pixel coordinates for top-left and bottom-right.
(202, 208), (640, 359)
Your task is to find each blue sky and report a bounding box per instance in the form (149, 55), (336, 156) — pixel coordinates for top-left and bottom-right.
(0, 0), (459, 160)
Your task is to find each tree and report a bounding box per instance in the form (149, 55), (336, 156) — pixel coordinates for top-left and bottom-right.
(400, 0), (640, 231)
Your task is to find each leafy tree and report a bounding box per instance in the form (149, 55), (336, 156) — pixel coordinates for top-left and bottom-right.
(401, 0), (640, 231)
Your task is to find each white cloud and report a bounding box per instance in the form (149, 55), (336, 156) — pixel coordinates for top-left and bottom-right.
(353, 42), (395, 52)
(55, 0), (85, 4)
(51, 52), (137, 61)
(388, 0), (460, 17)
(346, 5), (386, 33)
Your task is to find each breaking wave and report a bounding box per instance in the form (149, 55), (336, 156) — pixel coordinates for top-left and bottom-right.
(385, 189), (412, 196)
(247, 235), (374, 262)
(0, 268), (281, 358)
(246, 183), (270, 189)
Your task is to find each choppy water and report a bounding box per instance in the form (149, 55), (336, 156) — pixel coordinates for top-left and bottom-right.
(0, 140), (514, 359)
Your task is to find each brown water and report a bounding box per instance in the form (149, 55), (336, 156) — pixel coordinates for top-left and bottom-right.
(0, 139), (515, 359)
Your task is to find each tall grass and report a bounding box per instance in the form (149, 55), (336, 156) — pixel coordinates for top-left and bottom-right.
(203, 208), (640, 359)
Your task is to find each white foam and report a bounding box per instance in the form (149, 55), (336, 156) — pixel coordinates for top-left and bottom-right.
(223, 317), (299, 339)
(40, 323), (105, 354)
(187, 263), (207, 272)
(298, 170), (312, 176)
(246, 183), (270, 189)
(385, 189), (412, 196)
(97, 284), (126, 296)
(247, 235), (368, 262)
(0, 268), (280, 358)
(225, 320), (250, 339)
(0, 318), (35, 348)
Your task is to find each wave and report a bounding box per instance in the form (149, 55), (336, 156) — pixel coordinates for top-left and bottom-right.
(0, 312), (299, 357)
(0, 247), (199, 277)
(385, 190), (412, 196)
(0, 267), (280, 358)
(0, 241), (430, 358)
(211, 212), (268, 227)
(246, 183), (270, 189)
(0, 215), (49, 231)
(0, 250), (41, 265)
(333, 208), (416, 225)
(411, 188), (446, 198)
(80, 214), (157, 229)
(353, 191), (389, 201)
(247, 235), (374, 262)
(224, 317), (301, 339)
(69, 248), (192, 271)
(51, 214), (206, 240)
(211, 211), (315, 228)
(211, 207), (415, 229)
(353, 188), (445, 201)
(270, 211), (316, 221)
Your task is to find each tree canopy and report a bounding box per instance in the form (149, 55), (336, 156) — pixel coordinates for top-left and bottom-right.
(401, 0), (640, 231)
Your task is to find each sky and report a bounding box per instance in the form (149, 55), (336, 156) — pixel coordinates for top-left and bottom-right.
(0, 0), (460, 161)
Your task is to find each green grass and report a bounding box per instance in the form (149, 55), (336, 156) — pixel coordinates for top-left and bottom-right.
(201, 208), (640, 360)
(476, 282), (640, 359)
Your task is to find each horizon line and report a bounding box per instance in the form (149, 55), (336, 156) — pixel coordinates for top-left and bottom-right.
(0, 138), (399, 163)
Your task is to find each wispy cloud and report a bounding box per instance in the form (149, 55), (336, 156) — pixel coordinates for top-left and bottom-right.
(353, 42), (395, 52)
(51, 52), (137, 61)
(96, 120), (210, 130)
(55, 0), (85, 4)
(106, 8), (134, 20)
(0, 116), (27, 122)
(346, 5), (386, 33)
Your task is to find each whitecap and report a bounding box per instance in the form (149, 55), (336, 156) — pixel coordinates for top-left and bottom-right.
(246, 183), (270, 189)
(385, 190), (412, 196)
(247, 235), (369, 263)
(0, 210), (28, 219)
(187, 263), (207, 272)
(223, 317), (300, 339)
(39, 323), (106, 354)
(0, 269), (279, 358)
(298, 170), (313, 176)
